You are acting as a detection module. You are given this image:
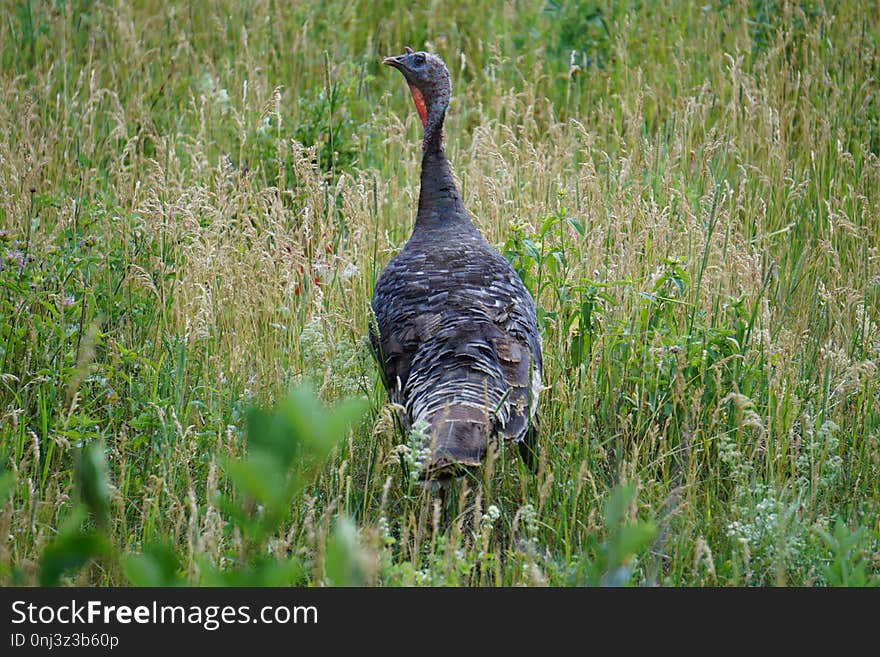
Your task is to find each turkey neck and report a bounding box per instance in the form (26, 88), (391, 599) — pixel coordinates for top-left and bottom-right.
(414, 113), (474, 235)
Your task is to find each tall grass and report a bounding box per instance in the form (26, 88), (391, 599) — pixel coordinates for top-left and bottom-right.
(0, 0), (878, 585)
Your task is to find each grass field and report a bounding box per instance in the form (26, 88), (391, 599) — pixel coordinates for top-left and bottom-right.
(1, 0), (878, 586)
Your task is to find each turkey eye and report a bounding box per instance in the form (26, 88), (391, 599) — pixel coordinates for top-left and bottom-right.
(413, 53), (426, 66)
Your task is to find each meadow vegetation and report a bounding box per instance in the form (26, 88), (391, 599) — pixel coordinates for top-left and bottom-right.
(1, 0), (878, 586)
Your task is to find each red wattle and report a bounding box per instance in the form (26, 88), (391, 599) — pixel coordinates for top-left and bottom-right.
(408, 85), (428, 128)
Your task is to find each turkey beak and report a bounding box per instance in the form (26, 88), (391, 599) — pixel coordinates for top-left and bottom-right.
(383, 55), (404, 70)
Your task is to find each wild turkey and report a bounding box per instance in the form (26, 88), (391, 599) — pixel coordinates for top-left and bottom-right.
(371, 47), (542, 480)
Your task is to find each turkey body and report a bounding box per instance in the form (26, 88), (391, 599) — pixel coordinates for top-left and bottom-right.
(372, 221), (542, 472)
(372, 49), (542, 479)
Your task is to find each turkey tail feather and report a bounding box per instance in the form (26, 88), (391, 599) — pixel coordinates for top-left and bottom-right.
(420, 404), (490, 478)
